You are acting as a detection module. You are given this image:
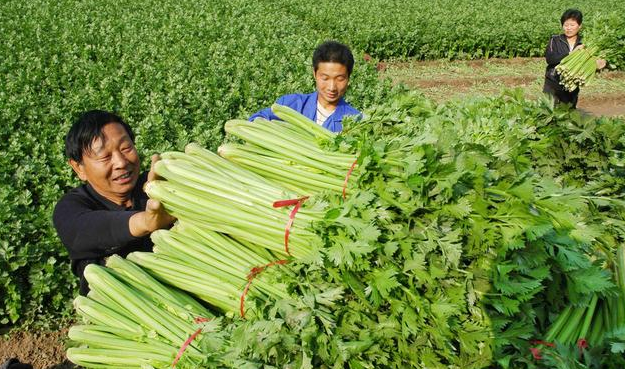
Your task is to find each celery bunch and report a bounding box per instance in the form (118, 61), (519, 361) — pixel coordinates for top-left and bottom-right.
(67, 256), (212, 368)
(555, 45), (600, 92)
(221, 104), (357, 195)
(544, 245), (625, 347)
(145, 143), (326, 259)
(128, 222), (290, 316)
(66, 96), (625, 368)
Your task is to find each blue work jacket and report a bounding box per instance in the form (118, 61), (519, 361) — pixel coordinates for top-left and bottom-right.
(248, 92), (361, 133)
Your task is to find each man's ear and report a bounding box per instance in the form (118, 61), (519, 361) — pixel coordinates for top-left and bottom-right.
(69, 159), (88, 181)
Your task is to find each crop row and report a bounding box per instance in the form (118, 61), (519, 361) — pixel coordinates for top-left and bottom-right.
(282, 0), (625, 59)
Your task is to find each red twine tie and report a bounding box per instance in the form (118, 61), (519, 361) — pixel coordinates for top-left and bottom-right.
(239, 260), (289, 318)
(529, 347), (543, 360)
(273, 196), (309, 255)
(529, 340), (555, 360)
(529, 339), (588, 361)
(172, 317), (210, 368)
(342, 159), (358, 200)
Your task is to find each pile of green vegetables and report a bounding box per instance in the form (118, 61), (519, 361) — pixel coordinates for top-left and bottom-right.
(68, 91), (625, 368)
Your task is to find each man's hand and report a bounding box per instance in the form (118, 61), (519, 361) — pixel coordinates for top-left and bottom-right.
(129, 199), (176, 237)
(573, 44), (585, 52)
(130, 154), (176, 237)
(596, 58), (607, 70)
(147, 154), (160, 182)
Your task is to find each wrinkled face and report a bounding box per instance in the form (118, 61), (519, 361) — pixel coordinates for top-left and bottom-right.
(70, 122), (140, 205)
(314, 62), (350, 108)
(562, 18), (581, 38)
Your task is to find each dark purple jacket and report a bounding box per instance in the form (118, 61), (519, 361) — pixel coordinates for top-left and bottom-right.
(545, 34), (583, 83)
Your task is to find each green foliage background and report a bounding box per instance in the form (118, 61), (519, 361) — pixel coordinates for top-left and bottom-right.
(0, 0), (623, 328)
(278, 0), (625, 60)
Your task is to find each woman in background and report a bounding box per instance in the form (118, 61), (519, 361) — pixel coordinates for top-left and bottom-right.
(543, 8), (606, 108)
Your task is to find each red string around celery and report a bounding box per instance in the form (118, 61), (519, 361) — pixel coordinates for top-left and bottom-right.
(528, 338), (588, 361)
(272, 196), (309, 255)
(172, 317), (211, 368)
(342, 159), (358, 199)
(239, 259), (289, 318)
(577, 338), (588, 354)
(529, 340), (555, 360)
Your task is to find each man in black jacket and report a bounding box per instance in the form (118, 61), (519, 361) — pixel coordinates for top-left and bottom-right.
(53, 110), (175, 295)
(543, 8), (606, 108)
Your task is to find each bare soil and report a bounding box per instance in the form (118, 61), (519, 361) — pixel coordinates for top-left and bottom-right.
(578, 94), (625, 117)
(0, 330), (76, 369)
(383, 57), (625, 117)
(411, 75), (535, 89)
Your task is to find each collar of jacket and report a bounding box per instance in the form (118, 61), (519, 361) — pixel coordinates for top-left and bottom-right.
(305, 91), (350, 132)
(555, 33), (583, 47)
(304, 91), (349, 114)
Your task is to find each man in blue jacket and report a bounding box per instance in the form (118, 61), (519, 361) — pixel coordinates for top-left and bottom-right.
(249, 41), (360, 133)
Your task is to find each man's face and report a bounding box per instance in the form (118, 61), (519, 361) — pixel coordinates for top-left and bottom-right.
(314, 62), (350, 108)
(70, 122), (140, 205)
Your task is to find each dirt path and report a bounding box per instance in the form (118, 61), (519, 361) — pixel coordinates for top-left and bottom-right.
(0, 330), (76, 369)
(383, 57), (625, 117)
(578, 94), (625, 116)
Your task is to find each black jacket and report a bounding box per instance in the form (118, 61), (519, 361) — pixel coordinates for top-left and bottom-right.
(545, 34), (583, 83)
(53, 172), (153, 294)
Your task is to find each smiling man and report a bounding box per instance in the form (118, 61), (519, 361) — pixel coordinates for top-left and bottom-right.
(53, 110), (175, 295)
(249, 41), (360, 132)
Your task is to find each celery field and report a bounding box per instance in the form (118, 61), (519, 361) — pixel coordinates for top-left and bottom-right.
(2, 0), (625, 368)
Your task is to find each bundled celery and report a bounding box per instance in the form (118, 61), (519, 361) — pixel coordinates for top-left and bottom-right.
(145, 143), (327, 258)
(67, 93), (625, 368)
(556, 45), (600, 92)
(222, 104), (357, 195)
(223, 103), (433, 196)
(544, 244), (625, 347)
(128, 223), (290, 316)
(68, 259), (212, 368)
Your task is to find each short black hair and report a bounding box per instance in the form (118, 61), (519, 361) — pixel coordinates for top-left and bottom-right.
(561, 8), (583, 25)
(312, 41), (355, 76)
(65, 110), (134, 162)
